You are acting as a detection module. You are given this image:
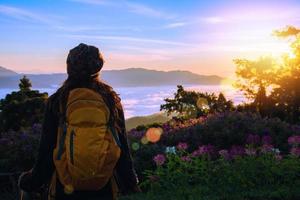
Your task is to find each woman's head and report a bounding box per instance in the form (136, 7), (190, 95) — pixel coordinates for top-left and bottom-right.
(67, 43), (104, 79)
(60, 43), (122, 131)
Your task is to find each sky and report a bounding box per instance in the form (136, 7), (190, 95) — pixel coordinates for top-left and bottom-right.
(0, 0), (300, 76)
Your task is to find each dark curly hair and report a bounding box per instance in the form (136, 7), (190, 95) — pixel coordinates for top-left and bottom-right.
(58, 43), (122, 132)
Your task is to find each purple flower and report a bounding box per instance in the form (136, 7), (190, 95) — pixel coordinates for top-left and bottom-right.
(191, 145), (215, 157)
(230, 146), (245, 158)
(180, 156), (191, 162)
(153, 154), (166, 166)
(288, 135), (300, 146)
(177, 142), (188, 151)
(191, 149), (202, 157)
(129, 129), (145, 139)
(245, 148), (257, 156)
(246, 134), (260, 145)
(262, 135), (272, 145)
(20, 132), (28, 140)
(32, 123), (42, 134)
(0, 138), (9, 145)
(290, 147), (300, 157)
(275, 154), (283, 161)
(219, 149), (230, 160)
(261, 144), (274, 154)
(198, 144), (215, 155)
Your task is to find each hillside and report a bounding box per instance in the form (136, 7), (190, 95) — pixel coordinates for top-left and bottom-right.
(125, 112), (171, 131)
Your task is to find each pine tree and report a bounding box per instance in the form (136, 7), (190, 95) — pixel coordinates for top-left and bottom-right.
(19, 75), (32, 91)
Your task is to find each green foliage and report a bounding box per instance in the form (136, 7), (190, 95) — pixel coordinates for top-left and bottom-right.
(0, 77), (47, 131)
(126, 150), (300, 200)
(160, 85), (234, 119)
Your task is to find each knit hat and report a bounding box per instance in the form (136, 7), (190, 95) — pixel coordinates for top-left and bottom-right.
(66, 43), (104, 78)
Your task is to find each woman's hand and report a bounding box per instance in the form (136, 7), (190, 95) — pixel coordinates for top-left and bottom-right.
(18, 170), (33, 191)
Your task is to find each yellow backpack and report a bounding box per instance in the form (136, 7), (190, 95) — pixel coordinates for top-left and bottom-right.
(53, 88), (121, 191)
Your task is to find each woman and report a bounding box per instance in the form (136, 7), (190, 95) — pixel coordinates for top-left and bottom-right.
(19, 43), (140, 200)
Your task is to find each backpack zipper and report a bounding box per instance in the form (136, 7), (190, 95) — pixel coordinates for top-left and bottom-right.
(67, 99), (103, 109)
(70, 130), (75, 165)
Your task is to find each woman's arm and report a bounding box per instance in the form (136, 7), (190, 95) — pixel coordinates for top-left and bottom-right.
(114, 105), (140, 194)
(19, 94), (59, 192)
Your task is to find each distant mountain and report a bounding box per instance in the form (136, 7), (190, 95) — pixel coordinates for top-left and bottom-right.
(0, 67), (224, 88)
(0, 66), (18, 77)
(102, 68), (223, 87)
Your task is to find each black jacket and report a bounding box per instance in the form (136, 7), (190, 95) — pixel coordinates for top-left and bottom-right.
(19, 87), (138, 199)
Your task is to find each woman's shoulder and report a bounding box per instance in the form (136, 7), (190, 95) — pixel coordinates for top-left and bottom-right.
(46, 88), (63, 114)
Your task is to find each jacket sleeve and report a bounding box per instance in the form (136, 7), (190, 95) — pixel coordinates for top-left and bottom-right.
(114, 105), (139, 194)
(19, 96), (59, 192)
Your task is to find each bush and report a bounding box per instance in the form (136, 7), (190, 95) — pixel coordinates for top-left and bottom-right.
(127, 112), (300, 180)
(0, 124), (41, 172)
(126, 139), (300, 200)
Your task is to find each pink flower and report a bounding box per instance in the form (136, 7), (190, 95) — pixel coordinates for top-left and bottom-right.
(262, 135), (272, 145)
(180, 156), (192, 162)
(290, 147), (300, 157)
(219, 149), (230, 160)
(191, 145), (215, 157)
(261, 144), (274, 154)
(245, 148), (256, 156)
(191, 149), (201, 157)
(177, 142), (188, 150)
(288, 135), (300, 146)
(230, 145), (245, 158)
(153, 154), (166, 166)
(246, 134), (260, 145)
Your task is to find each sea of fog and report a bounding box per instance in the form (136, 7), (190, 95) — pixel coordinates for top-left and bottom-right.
(0, 85), (245, 119)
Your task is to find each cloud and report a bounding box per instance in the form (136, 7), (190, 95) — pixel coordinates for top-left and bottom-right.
(164, 22), (187, 29)
(68, 0), (112, 6)
(64, 34), (196, 47)
(0, 5), (54, 24)
(68, 0), (174, 19)
(125, 2), (173, 19)
(200, 16), (224, 24)
(163, 16), (225, 29)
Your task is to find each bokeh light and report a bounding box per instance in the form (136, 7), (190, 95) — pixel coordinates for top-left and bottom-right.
(141, 136), (149, 145)
(146, 127), (163, 143)
(64, 184), (74, 195)
(131, 142), (140, 151)
(196, 97), (209, 109)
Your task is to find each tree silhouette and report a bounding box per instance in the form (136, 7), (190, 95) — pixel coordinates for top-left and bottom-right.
(19, 75), (32, 91)
(271, 26), (300, 122)
(160, 85), (234, 119)
(0, 76), (47, 131)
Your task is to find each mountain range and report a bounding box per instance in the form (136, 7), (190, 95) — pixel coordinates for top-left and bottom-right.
(0, 66), (224, 88)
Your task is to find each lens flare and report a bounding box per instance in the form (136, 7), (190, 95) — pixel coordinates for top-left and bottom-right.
(146, 127), (163, 143)
(141, 136), (149, 144)
(196, 97), (209, 109)
(64, 184), (74, 195)
(131, 142), (140, 151)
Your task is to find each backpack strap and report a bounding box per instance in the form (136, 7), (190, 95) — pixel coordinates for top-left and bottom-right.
(108, 119), (122, 148)
(56, 93), (68, 160)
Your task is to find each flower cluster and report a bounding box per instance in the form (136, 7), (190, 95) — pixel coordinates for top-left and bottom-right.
(288, 135), (300, 157)
(153, 134), (300, 166)
(153, 154), (166, 166)
(192, 144), (215, 157)
(177, 142), (188, 151)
